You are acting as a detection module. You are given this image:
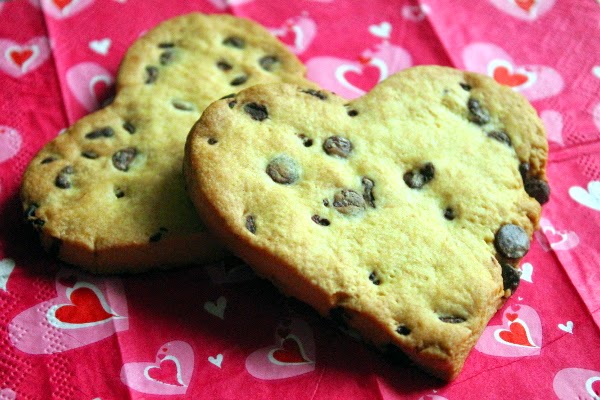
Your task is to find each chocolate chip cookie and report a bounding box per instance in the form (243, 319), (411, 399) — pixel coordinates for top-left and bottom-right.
(21, 13), (309, 273)
(183, 66), (549, 380)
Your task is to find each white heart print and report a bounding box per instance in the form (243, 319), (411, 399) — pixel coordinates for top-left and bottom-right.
(558, 321), (574, 334)
(89, 38), (111, 55)
(569, 181), (600, 211)
(204, 296), (227, 319)
(368, 22), (391, 39)
(208, 354), (223, 368)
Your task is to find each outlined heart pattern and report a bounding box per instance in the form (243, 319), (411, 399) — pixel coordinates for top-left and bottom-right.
(120, 341), (194, 395)
(0, 126), (22, 164)
(9, 268), (128, 354)
(536, 217), (580, 251)
(462, 42), (563, 101)
(66, 62), (114, 112)
(34, 0), (95, 19)
(569, 181), (600, 211)
(0, 258), (15, 292)
(269, 14), (317, 55)
(553, 368), (600, 399)
(0, 36), (51, 78)
(475, 304), (542, 357)
(306, 41), (412, 99)
(488, 0), (556, 21)
(246, 318), (316, 380)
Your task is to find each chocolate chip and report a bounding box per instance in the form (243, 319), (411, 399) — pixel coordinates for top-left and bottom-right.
(55, 166), (73, 189)
(112, 147), (137, 172)
(123, 121), (136, 134)
(159, 50), (174, 66)
(487, 130), (512, 146)
(460, 82), (472, 91)
(229, 100), (237, 109)
(524, 178), (550, 205)
(404, 162), (435, 189)
(259, 55), (279, 71)
(85, 127), (114, 139)
(81, 151), (99, 159)
(347, 109), (359, 117)
(312, 215), (330, 226)
(368, 272), (381, 285)
(145, 66), (158, 84)
(495, 224), (530, 259)
(301, 89), (327, 100)
(467, 98), (490, 125)
(298, 134), (313, 147)
(149, 232), (162, 242)
(519, 162), (530, 182)
(172, 100), (195, 111)
(323, 199), (330, 207)
(220, 93), (236, 100)
(223, 36), (245, 49)
(230, 75), (248, 86)
(217, 60), (233, 71)
(24, 203), (38, 220)
(245, 215), (256, 234)
(41, 157), (56, 164)
(439, 316), (466, 324)
(444, 207), (455, 220)
(362, 177), (375, 208)
(323, 136), (353, 158)
(333, 189), (365, 215)
(114, 188), (125, 198)
(207, 138), (218, 145)
(31, 218), (45, 228)
(501, 262), (521, 294)
(396, 325), (411, 335)
(266, 155), (299, 184)
(158, 42), (175, 48)
(244, 103), (268, 121)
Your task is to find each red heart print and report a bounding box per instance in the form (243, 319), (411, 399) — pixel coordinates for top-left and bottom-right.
(493, 66), (528, 87)
(515, 0), (535, 12)
(272, 337), (309, 364)
(9, 49), (33, 69)
(91, 79), (114, 108)
(54, 287), (114, 324)
(53, 0), (73, 11)
(344, 64), (381, 93)
(506, 313), (518, 322)
(278, 26), (297, 48)
(498, 321), (535, 347)
(592, 379), (600, 396)
(147, 359), (183, 386)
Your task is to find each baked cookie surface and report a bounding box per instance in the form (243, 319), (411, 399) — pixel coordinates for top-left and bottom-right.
(184, 66), (549, 380)
(21, 13), (308, 273)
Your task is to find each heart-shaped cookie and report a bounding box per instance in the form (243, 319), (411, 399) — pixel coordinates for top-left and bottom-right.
(21, 13), (309, 273)
(184, 66), (549, 380)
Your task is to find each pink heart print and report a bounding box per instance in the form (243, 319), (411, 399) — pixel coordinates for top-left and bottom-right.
(462, 42), (563, 102)
(0, 126), (22, 164)
(0, 36), (51, 78)
(535, 217), (579, 251)
(31, 0), (95, 19)
(553, 368), (600, 399)
(269, 14), (317, 55)
(9, 268), (128, 354)
(488, 0), (556, 21)
(540, 110), (564, 146)
(475, 304), (542, 357)
(306, 41), (412, 99)
(246, 318), (316, 380)
(66, 62), (114, 112)
(0, 388), (16, 400)
(120, 341), (194, 395)
(207, 0), (254, 9)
